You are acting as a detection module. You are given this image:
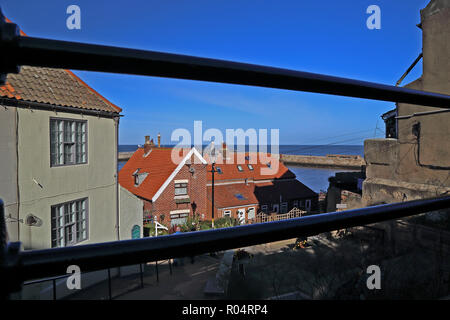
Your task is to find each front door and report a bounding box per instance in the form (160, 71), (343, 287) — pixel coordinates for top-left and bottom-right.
(237, 208), (246, 224)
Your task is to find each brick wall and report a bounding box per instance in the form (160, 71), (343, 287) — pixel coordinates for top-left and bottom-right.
(143, 154), (207, 228)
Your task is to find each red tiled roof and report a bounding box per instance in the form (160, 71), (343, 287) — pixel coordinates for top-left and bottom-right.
(0, 18), (121, 113)
(208, 179), (317, 209)
(119, 148), (180, 201)
(205, 152), (295, 182)
(207, 183), (260, 208)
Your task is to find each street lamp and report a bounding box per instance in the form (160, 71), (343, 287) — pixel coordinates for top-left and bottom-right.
(209, 143), (217, 229)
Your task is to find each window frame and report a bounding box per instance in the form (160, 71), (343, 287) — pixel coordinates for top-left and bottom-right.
(223, 210), (231, 217)
(50, 117), (88, 167)
(237, 165), (244, 172)
(51, 197), (89, 248)
(281, 202), (288, 214)
(174, 182), (188, 196)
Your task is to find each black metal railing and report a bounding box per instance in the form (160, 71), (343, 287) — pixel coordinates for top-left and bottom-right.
(1, 9), (450, 298)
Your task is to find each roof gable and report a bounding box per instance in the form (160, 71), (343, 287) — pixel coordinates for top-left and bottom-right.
(119, 147), (206, 201)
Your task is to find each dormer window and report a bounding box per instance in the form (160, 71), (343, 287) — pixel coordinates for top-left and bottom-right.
(133, 168), (148, 186)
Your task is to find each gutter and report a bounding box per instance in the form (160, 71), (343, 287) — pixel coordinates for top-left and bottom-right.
(0, 98), (122, 119)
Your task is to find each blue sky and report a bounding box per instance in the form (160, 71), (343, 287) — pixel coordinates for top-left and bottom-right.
(1, 0), (429, 145)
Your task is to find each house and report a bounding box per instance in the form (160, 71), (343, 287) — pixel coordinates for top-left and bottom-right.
(362, 0), (450, 207)
(0, 42), (142, 248)
(206, 144), (318, 223)
(119, 137), (208, 229)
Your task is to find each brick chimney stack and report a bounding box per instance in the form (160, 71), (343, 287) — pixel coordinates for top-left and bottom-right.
(158, 133), (161, 148)
(222, 142), (227, 160)
(144, 135), (152, 154)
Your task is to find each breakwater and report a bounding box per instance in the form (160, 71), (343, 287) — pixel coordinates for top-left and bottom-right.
(280, 154), (365, 169)
(118, 151), (365, 169)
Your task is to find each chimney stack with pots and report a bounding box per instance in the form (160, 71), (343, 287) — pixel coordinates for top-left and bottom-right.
(158, 133), (161, 148)
(144, 135), (153, 155)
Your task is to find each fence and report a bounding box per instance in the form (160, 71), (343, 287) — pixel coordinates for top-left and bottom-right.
(253, 208), (307, 223)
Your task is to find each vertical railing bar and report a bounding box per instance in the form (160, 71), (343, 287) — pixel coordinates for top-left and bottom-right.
(169, 259), (172, 276)
(107, 268), (112, 300)
(155, 261), (159, 283)
(139, 263), (143, 288)
(52, 279), (56, 300)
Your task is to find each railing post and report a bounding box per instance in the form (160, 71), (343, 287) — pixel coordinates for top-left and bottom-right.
(52, 279), (56, 300)
(107, 268), (112, 300)
(155, 261), (159, 283)
(169, 259), (172, 276)
(139, 264), (143, 288)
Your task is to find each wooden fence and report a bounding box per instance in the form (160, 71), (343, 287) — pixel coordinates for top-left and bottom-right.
(253, 207), (307, 223)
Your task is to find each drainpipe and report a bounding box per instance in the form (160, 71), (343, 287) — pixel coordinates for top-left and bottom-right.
(115, 116), (120, 241)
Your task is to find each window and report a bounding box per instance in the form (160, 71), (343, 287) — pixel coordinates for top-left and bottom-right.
(306, 199), (311, 210)
(50, 118), (87, 166)
(51, 198), (88, 247)
(216, 167), (223, 174)
(247, 207), (255, 219)
(175, 183), (188, 195)
(237, 165), (243, 172)
(223, 210), (231, 217)
(293, 200), (299, 208)
(281, 202), (288, 213)
(261, 205), (268, 213)
(247, 164), (254, 170)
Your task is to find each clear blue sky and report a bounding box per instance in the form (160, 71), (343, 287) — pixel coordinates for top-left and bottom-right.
(1, 0), (429, 145)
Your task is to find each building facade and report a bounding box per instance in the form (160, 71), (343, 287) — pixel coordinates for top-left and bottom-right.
(119, 141), (208, 228)
(362, 0), (450, 206)
(206, 144), (318, 223)
(0, 65), (141, 249)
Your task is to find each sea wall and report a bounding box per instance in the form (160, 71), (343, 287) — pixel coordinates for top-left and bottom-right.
(280, 154), (365, 169)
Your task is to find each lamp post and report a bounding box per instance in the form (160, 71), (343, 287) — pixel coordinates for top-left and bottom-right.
(209, 144), (217, 229)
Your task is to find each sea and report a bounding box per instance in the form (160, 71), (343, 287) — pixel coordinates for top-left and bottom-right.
(118, 145), (364, 193)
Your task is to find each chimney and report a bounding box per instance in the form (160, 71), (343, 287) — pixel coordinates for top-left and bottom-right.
(222, 142), (227, 160)
(144, 135), (152, 154)
(157, 133), (161, 148)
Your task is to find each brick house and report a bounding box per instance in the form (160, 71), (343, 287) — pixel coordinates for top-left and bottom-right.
(119, 138), (208, 228)
(206, 145), (318, 223)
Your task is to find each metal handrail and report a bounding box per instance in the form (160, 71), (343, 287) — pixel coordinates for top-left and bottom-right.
(2, 196), (449, 292)
(1, 9), (450, 298)
(1, 12), (450, 108)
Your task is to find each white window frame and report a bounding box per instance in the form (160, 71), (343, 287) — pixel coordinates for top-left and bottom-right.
(51, 198), (88, 248)
(174, 182), (188, 196)
(50, 118), (87, 167)
(223, 210), (231, 217)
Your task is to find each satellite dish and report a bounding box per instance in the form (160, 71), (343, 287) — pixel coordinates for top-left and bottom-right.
(25, 214), (43, 227)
